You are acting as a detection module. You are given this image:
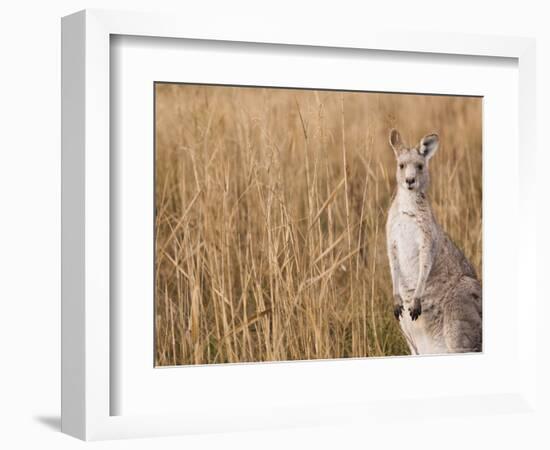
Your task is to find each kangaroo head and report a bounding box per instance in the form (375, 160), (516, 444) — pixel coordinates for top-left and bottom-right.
(389, 129), (439, 194)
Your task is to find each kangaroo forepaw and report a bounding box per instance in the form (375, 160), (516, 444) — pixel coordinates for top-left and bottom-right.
(409, 299), (422, 321)
(393, 304), (404, 320)
(393, 294), (404, 320)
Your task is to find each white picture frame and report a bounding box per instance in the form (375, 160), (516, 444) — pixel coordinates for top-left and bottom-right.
(61, 9), (537, 441)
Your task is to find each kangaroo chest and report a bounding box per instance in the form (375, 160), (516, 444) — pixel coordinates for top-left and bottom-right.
(392, 214), (447, 354)
(391, 213), (423, 290)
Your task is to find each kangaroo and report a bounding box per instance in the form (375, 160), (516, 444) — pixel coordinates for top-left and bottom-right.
(386, 129), (482, 355)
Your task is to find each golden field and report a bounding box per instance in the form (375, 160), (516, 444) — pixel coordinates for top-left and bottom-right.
(154, 84), (482, 366)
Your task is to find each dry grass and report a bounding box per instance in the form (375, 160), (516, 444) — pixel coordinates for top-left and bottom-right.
(154, 84), (482, 366)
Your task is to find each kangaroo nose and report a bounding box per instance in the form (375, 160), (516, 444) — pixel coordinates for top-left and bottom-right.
(406, 177), (415, 185)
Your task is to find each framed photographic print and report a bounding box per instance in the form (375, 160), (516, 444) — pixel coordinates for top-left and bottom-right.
(153, 84), (482, 366)
(61, 9), (538, 441)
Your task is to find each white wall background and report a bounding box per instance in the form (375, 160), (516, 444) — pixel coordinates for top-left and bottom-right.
(0, 1), (547, 448)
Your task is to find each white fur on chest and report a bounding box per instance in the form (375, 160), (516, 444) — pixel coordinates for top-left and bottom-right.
(390, 213), (421, 292)
(388, 194), (448, 355)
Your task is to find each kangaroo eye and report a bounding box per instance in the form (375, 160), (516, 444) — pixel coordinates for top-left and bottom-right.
(417, 164), (423, 170)
(399, 163), (404, 169)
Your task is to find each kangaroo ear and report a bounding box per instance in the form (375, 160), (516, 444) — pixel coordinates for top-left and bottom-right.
(389, 129), (404, 156)
(419, 133), (439, 160)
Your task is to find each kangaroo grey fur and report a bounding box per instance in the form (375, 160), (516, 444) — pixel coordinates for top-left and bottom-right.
(385, 129), (482, 354)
